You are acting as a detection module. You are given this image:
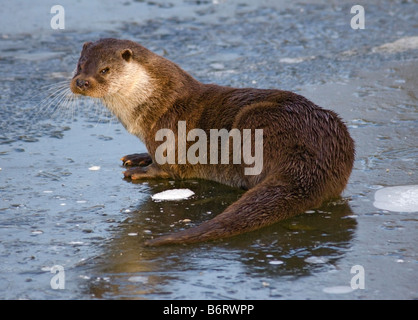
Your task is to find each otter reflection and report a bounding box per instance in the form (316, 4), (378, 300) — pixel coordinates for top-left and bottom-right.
(80, 180), (355, 299)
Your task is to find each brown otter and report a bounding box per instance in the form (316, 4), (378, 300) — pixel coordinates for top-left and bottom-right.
(70, 38), (355, 246)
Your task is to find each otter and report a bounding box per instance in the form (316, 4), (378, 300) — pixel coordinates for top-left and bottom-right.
(70, 38), (355, 246)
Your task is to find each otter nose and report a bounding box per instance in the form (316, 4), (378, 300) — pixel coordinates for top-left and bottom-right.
(76, 79), (90, 89)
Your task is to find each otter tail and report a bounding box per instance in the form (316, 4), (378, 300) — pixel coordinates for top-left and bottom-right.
(145, 177), (321, 246)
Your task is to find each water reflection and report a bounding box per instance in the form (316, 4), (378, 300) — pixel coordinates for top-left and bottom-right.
(235, 200), (356, 277)
(81, 180), (356, 299)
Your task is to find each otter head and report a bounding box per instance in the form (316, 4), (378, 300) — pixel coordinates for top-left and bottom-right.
(71, 39), (154, 100)
(71, 39), (146, 98)
(70, 39), (155, 136)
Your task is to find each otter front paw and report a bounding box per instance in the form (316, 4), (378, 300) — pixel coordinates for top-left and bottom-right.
(121, 153), (152, 167)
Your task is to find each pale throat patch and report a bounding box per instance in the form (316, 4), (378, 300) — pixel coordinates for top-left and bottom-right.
(101, 62), (153, 140)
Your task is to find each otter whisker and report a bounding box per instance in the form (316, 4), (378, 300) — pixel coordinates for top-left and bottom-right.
(57, 88), (78, 121)
(34, 86), (68, 117)
(41, 80), (71, 92)
(43, 86), (73, 117)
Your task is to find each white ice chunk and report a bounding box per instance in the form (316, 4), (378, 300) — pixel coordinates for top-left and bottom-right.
(304, 256), (329, 264)
(372, 36), (418, 53)
(151, 189), (195, 201)
(69, 241), (84, 245)
(128, 276), (148, 283)
(373, 185), (418, 212)
(323, 286), (354, 294)
(279, 56), (315, 64)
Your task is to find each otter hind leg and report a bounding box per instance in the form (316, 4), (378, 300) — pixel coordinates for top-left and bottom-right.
(145, 177), (322, 246)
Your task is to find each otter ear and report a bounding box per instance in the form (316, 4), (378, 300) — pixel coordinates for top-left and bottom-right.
(82, 41), (92, 51)
(121, 49), (133, 62)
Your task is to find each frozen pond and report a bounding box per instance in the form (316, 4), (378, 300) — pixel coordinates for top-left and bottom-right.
(0, 0), (417, 299)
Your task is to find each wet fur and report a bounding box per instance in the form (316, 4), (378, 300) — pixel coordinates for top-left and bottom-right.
(71, 38), (355, 246)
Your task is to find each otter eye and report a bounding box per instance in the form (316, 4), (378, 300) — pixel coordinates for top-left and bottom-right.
(100, 67), (109, 75)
